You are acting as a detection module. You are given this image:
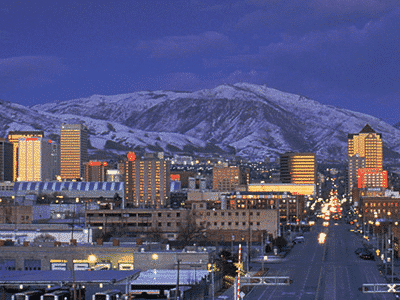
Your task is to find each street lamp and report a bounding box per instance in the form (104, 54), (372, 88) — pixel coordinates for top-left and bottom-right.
(152, 253), (158, 273)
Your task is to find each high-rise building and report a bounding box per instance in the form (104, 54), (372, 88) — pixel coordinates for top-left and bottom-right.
(280, 152), (316, 185)
(0, 139), (13, 181)
(60, 123), (88, 180)
(348, 124), (383, 191)
(18, 137), (58, 181)
(7, 131), (44, 181)
(83, 161), (108, 181)
(124, 152), (170, 208)
(212, 165), (249, 192)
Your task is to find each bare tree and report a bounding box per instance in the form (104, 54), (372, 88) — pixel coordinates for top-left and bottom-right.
(176, 212), (206, 245)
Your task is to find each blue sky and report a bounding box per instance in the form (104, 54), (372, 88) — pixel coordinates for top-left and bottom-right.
(1, 0), (400, 124)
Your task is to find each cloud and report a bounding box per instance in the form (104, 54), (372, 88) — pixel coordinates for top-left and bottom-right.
(0, 56), (67, 91)
(135, 31), (234, 58)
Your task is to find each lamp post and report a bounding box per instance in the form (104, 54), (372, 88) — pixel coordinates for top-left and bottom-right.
(152, 253), (158, 273)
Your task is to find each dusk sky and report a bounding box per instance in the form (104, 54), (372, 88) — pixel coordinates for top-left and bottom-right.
(1, 1), (400, 124)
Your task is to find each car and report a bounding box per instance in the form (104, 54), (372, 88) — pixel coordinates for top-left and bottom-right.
(293, 236), (305, 244)
(359, 250), (374, 260)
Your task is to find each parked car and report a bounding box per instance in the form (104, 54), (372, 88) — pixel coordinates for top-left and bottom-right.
(293, 236), (305, 244)
(359, 250), (374, 260)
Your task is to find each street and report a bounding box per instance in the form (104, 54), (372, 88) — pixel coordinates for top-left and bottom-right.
(243, 221), (397, 300)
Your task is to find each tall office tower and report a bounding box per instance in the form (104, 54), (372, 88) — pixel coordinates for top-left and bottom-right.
(18, 137), (57, 181)
(212, 165), (249, 192)
(348, 124), (382, 191)
(280, 152), (316, 184)
(7, 131), (44, 181)
(124, 152), (170, 208)
(60, 123), (88, 180)
(83, 161), (108, 181)
(0, 139), (13, 181)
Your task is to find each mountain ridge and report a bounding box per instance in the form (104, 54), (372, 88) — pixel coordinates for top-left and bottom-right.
(0, 83), (398, 162)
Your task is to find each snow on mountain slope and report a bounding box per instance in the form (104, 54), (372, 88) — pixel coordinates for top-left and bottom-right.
(3, 83), (399, 161)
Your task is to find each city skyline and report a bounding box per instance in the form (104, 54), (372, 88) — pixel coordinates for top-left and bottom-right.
(1, 1), (400, 124)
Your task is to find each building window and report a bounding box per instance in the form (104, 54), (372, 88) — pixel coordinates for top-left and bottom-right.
(221, 222), (225, 226)
(242, 212), (246, 216)
(167, 222), (171, 227)
(177, 213), (180, 217)
(250, 212), (253, 216)
(214, 222), (217, 226)
(158, 213), (162, 217)
(221, 212), (224, 216)
(207, 212), (210, 216)
(228, 212), (231, 216)
(236, 212), (239, 216)
(228, 222), (232, 226)
(257, 222), (260, 226)
(242, 222), (246, 226)
(158, 222), (162, 227)
(235, 222), (239, 226)
(214, 212), (217, 216)
(256, 212), (260, 216)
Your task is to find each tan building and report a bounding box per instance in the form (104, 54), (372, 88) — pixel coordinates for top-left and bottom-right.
(348, 124), (383, 192)
(60, 123), (88, 180)
(124, 152), (170, 208)
(212, 165), (248, 192)
(18, 137), (57, 181)
(280, 152), (316, 184)
(193, 208), (278, 242)
(86, 208), (189, 241)
(7, 131), (44, 181)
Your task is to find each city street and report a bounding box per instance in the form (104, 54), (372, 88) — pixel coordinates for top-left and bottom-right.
(243, 221), (397, 300)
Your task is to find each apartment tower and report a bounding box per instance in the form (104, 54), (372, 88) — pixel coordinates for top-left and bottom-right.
(60, 123), (88, 180)
(124, 152), (170, 208)
(7, 131), (44, 181)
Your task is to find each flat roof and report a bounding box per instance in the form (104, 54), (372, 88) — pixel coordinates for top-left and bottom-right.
(131, 269), (209, 286)
(0, 270), (140, 285)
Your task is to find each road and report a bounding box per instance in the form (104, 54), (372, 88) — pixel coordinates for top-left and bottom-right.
(243, 221), (397, 300)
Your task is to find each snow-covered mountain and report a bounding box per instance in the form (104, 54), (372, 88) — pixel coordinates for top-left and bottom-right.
(1, 83), (399, 162)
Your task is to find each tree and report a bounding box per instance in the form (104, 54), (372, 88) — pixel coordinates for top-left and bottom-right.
(33, 233), (56, 243)
(176, 212), (206, 246)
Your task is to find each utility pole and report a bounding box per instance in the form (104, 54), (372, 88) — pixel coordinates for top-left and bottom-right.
(261, 231), (264, 274)
(176, 259), (181, 300)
